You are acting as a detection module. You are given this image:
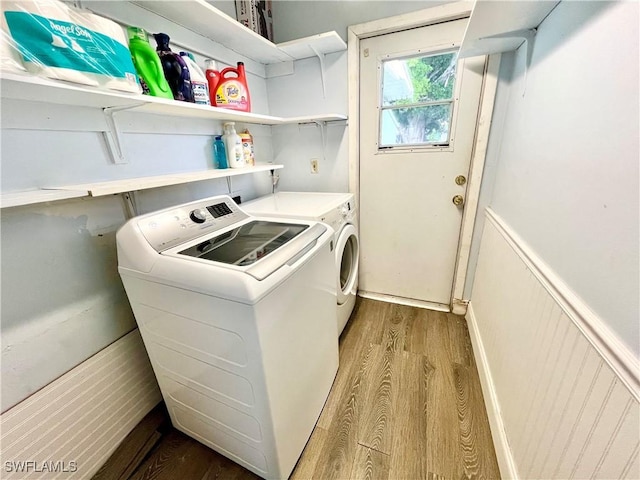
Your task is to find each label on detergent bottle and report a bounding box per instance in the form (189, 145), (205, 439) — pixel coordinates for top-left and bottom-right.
(239, 133), (254, 166)
(191, 81), (209, 105)
(216, 80), (248, 109)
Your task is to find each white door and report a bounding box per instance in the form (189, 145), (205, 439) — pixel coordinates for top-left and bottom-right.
(359, 19), (485, 309)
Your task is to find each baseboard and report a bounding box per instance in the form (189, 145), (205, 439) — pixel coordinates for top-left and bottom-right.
(466, 303), (519, 479)
(0, 329), (162, 479)
(357, 291), (450, 312)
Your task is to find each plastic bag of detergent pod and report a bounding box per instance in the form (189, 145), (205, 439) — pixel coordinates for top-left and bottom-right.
(2, 0), (141, 93)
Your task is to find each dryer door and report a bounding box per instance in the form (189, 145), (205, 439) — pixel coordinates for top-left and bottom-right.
(335, 224), (359, 305)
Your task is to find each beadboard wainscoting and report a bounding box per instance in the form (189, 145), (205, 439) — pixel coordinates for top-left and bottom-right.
(0, 330), (161, 479)
(467, 208), (640, 479)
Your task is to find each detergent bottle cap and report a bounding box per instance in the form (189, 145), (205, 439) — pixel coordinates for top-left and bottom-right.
(127, 26), (148, 41)
(205, 59), (217, 70)
(179, 52), (196, 61)
(153, 33), (171, 50)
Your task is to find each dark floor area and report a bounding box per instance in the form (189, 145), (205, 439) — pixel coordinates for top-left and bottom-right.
(92, 403), (259, 480)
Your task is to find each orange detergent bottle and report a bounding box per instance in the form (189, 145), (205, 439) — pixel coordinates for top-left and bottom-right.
(213, 62), (251, 112)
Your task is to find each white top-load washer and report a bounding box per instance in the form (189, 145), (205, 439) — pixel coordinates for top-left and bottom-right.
(243, 192), (359, 335)
(116, 195), (338, 480)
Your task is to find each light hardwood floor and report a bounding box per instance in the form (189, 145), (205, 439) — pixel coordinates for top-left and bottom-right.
(290, 297), (500, 480)
(94, 297), (500, 480)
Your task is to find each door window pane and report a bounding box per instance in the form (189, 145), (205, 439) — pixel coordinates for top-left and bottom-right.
(380, 51), (457, 147)
(381, 104), (452, 146)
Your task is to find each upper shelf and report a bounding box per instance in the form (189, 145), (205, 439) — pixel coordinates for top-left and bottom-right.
(131, 0), (346, 65)
(459, 0), (560, 58)
(278, 32), (348, 60)
(0, 72), (347, 126)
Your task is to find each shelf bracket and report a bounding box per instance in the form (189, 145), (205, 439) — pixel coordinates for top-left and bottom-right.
(481, 28), (536, 68)
(103, 104), (139, 165)
(120, 191), (138, 218)
(480, 28), (536, 94)
(309, 45), (327, 99)
(314, 120), (328, 163)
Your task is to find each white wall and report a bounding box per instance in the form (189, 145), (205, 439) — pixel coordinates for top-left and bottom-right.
(268, 1), (449, 193)
(272, 0), (452, 43)
(471, 1), (639, 355)
(267, 53), (349, 192)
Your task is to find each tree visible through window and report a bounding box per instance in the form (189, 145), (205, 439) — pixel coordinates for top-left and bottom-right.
(380, 51), (457, 147)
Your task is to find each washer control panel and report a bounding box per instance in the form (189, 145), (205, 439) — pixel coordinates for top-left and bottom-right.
(321, 200), (355, 232)
(189, 208), (207, 224)
(138, 196), (248, 252)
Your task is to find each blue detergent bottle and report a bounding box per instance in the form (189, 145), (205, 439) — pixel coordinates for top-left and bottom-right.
(213, 136), (229, 169)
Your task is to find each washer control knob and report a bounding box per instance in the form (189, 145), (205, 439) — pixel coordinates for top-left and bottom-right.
(189, 208), (207, 224)
(339, 205), (349, 218)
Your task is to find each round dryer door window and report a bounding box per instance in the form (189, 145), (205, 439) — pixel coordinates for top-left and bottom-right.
(336, 224), (359, 305)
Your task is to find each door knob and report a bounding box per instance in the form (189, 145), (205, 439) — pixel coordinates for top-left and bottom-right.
(452, 195), (464, 207)
(455, 175), (467, 186)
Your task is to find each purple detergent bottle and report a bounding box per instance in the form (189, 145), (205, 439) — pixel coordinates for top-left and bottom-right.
(153, 33), (194, 102)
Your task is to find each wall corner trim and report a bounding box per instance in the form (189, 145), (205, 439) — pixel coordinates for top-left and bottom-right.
(466, 302), (519, 479)
(451, 298), (469, 315)
(484, 207), (640, 402)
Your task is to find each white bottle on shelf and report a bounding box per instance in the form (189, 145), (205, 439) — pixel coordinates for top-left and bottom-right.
(223, 122), (245, 168)
(179, 52), (209, 105)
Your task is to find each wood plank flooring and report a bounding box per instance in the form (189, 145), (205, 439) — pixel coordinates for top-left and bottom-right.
(94, 298), (500, 480)
(291, 298), (500, 480)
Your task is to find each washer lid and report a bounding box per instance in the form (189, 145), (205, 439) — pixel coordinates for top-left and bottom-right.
(175, 221), (327, 280)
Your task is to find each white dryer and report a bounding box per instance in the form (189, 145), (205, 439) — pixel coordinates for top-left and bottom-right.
(243, 192), (359, 335)
(116, 195), (338, 480)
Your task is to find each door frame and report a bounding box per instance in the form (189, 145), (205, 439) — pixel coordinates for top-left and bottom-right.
(347, 2), (501, 314)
